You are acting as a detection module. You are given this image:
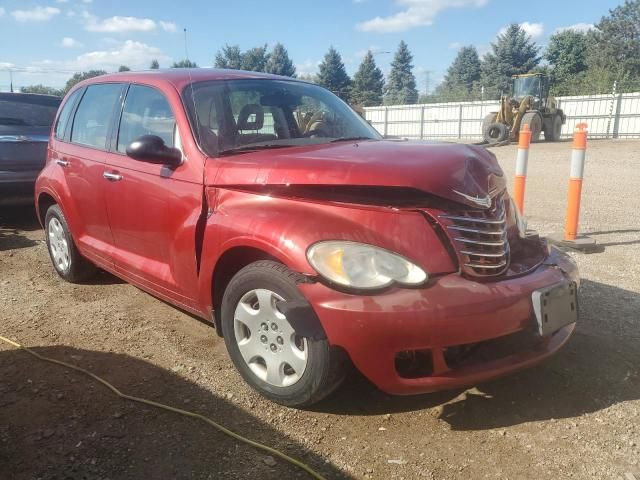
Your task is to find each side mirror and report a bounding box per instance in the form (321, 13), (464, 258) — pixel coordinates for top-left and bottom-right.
(125, 135), (182, 166)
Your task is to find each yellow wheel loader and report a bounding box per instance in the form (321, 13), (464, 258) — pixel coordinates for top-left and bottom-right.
(482, 73), (566, 145)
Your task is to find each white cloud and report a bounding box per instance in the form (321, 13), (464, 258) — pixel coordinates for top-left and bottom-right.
(448, 42), (462, 50)
(498, 22), (544, 39)
(35, 40), (170, 72)
(11, 6), (61, 22)
(0, 62), (16, 69)
(84, 15), (157, 33)
(296, 59), (321, 77)
(159, 20), (177, 32)
(61, 37), (83, 48)
(357, 0), (488, 33)
(554, 23), (594, 34)
(55, 0), (69, 3)
(81, 0), (93, 3)
(0, 7), (5, 17)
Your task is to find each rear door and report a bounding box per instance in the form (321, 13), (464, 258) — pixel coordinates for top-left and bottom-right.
(0, 94), (60, 197)
(103, 83), (204, 310)
(53, 83), (125, 268)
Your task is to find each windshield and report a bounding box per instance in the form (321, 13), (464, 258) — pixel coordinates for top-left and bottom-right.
(512, 77), (540, 99)
(183, 79), (381, 156)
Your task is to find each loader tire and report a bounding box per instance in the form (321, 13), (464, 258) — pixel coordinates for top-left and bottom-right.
(484, 122), (508, 145)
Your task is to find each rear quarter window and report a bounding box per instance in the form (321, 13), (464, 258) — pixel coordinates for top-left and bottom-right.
(54, 90), (82, 140)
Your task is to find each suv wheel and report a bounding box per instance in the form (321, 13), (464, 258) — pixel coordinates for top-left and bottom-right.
(44, 204), (96, 283)
(221, 260), (346, 407)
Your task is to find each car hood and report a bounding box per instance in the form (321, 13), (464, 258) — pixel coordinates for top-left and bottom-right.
(211, 140), (506, 208)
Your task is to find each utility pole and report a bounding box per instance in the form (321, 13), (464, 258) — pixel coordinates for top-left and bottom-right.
(9, 69), (14, 93)
(423, 70), (433, 96)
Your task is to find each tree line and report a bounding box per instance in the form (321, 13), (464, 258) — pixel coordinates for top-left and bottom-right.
(431, 0), (640, 101)
(20, 0), (640, 105)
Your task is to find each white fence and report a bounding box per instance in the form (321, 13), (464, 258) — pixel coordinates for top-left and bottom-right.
(363, 92), (640, 140)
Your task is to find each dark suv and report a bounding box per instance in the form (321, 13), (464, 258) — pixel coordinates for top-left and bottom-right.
(0, 92), (61, 205)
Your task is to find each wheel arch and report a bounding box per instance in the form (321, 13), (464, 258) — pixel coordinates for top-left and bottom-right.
(36, 191), (59, 227)
(210, 245), (281, 336)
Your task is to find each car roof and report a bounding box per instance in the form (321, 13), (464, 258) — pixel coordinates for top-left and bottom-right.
(75, 68), (305, 92)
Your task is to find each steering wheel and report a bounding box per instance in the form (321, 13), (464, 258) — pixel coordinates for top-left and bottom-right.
(302, 127), (330, 138)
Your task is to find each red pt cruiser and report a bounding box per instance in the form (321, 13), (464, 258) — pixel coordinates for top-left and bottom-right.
(35, 70), (579, 406)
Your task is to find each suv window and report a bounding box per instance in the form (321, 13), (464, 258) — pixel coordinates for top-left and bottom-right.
(54, 90), (81, 140)
(0, 94), (60, 127)
(117, 85), (175, 153)
(71, 84), (122, 149)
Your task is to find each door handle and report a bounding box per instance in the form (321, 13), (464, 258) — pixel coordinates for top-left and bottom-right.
(55, 159), (70, 167)
(103, 171), (123, 182)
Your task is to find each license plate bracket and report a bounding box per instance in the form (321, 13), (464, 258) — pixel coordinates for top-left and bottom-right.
(532, 281), (578, 336)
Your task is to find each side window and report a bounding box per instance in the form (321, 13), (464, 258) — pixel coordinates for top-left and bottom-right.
(54, 90), (81, 140)
(71, 84), (122, 149)
(117, 85), (175, 153)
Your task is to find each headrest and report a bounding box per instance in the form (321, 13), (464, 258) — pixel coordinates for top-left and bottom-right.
(237, 104), (264, 130)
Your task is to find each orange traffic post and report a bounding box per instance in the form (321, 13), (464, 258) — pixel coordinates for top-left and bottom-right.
(548, 123), (597, 252)
(513, 123), (531, 214)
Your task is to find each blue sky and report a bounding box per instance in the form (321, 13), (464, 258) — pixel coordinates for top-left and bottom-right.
(0, 0), (623, 91)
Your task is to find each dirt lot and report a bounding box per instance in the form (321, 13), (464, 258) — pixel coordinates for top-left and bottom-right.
(1, 139), (639, 480)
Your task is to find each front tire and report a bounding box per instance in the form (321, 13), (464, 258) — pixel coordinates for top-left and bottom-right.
(220, 260), (346, 407)
(521, 112), (542, 142)
(44, 204), (96, 283)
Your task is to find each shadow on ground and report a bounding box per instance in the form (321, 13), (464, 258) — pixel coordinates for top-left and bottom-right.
(0, 346), (351, 480)
(315, 279), (640, 431)
(0, 206), (40, 252)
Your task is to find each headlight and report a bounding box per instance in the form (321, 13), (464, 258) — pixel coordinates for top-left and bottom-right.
(510, 198), (527, 238)
(307, 241), (428, 290)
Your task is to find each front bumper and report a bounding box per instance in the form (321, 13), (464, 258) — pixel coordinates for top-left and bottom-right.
(299, 247), (579, 395)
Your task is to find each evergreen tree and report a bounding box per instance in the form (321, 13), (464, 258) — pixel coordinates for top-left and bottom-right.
(384, 41), (418, 105)
(241, 45), (269, 72)
(587, 0), (640, 82)
(481, 24), (541, 97)
(350, 51), (385, 107)
(63, 70), (107, 94)
(171, 59), (198, 68)
(316, 47), (351, 101)
(214, 45), (243, 69)
(265, 43), (296, 77)
(442, 46), (481, 93)
(149, 59), (160, 69)
(546, 30), (590, 95)
(118, 65), (131, 72)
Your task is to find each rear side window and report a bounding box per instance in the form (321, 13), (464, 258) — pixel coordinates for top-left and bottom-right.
(117, 85), (175, 153)
(54, 90), (81, 140)
(0, 95), (60, 127)
(71, 84), (122, 149)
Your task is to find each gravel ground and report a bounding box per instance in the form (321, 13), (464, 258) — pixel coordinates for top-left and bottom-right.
(1, 139), (639, 480)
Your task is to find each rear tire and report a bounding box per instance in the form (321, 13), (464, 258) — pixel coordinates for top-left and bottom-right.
(521, 112), (542, 142)
(220, 260), (347, 407)
(544, 114), (563, 141)
(44, 204), (97, 283)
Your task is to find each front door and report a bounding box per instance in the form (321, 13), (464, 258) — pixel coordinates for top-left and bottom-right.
(103, 83), (204, 311)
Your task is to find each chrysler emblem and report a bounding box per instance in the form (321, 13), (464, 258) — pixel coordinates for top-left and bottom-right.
(453, 190), (492, 209)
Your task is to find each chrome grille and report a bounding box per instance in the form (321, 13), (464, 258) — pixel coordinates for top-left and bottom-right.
(439, 198), (510, 276)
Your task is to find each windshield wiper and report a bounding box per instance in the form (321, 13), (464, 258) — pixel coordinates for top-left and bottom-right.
(218, 144), (295, 156)
(329, 136), (375, 143)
